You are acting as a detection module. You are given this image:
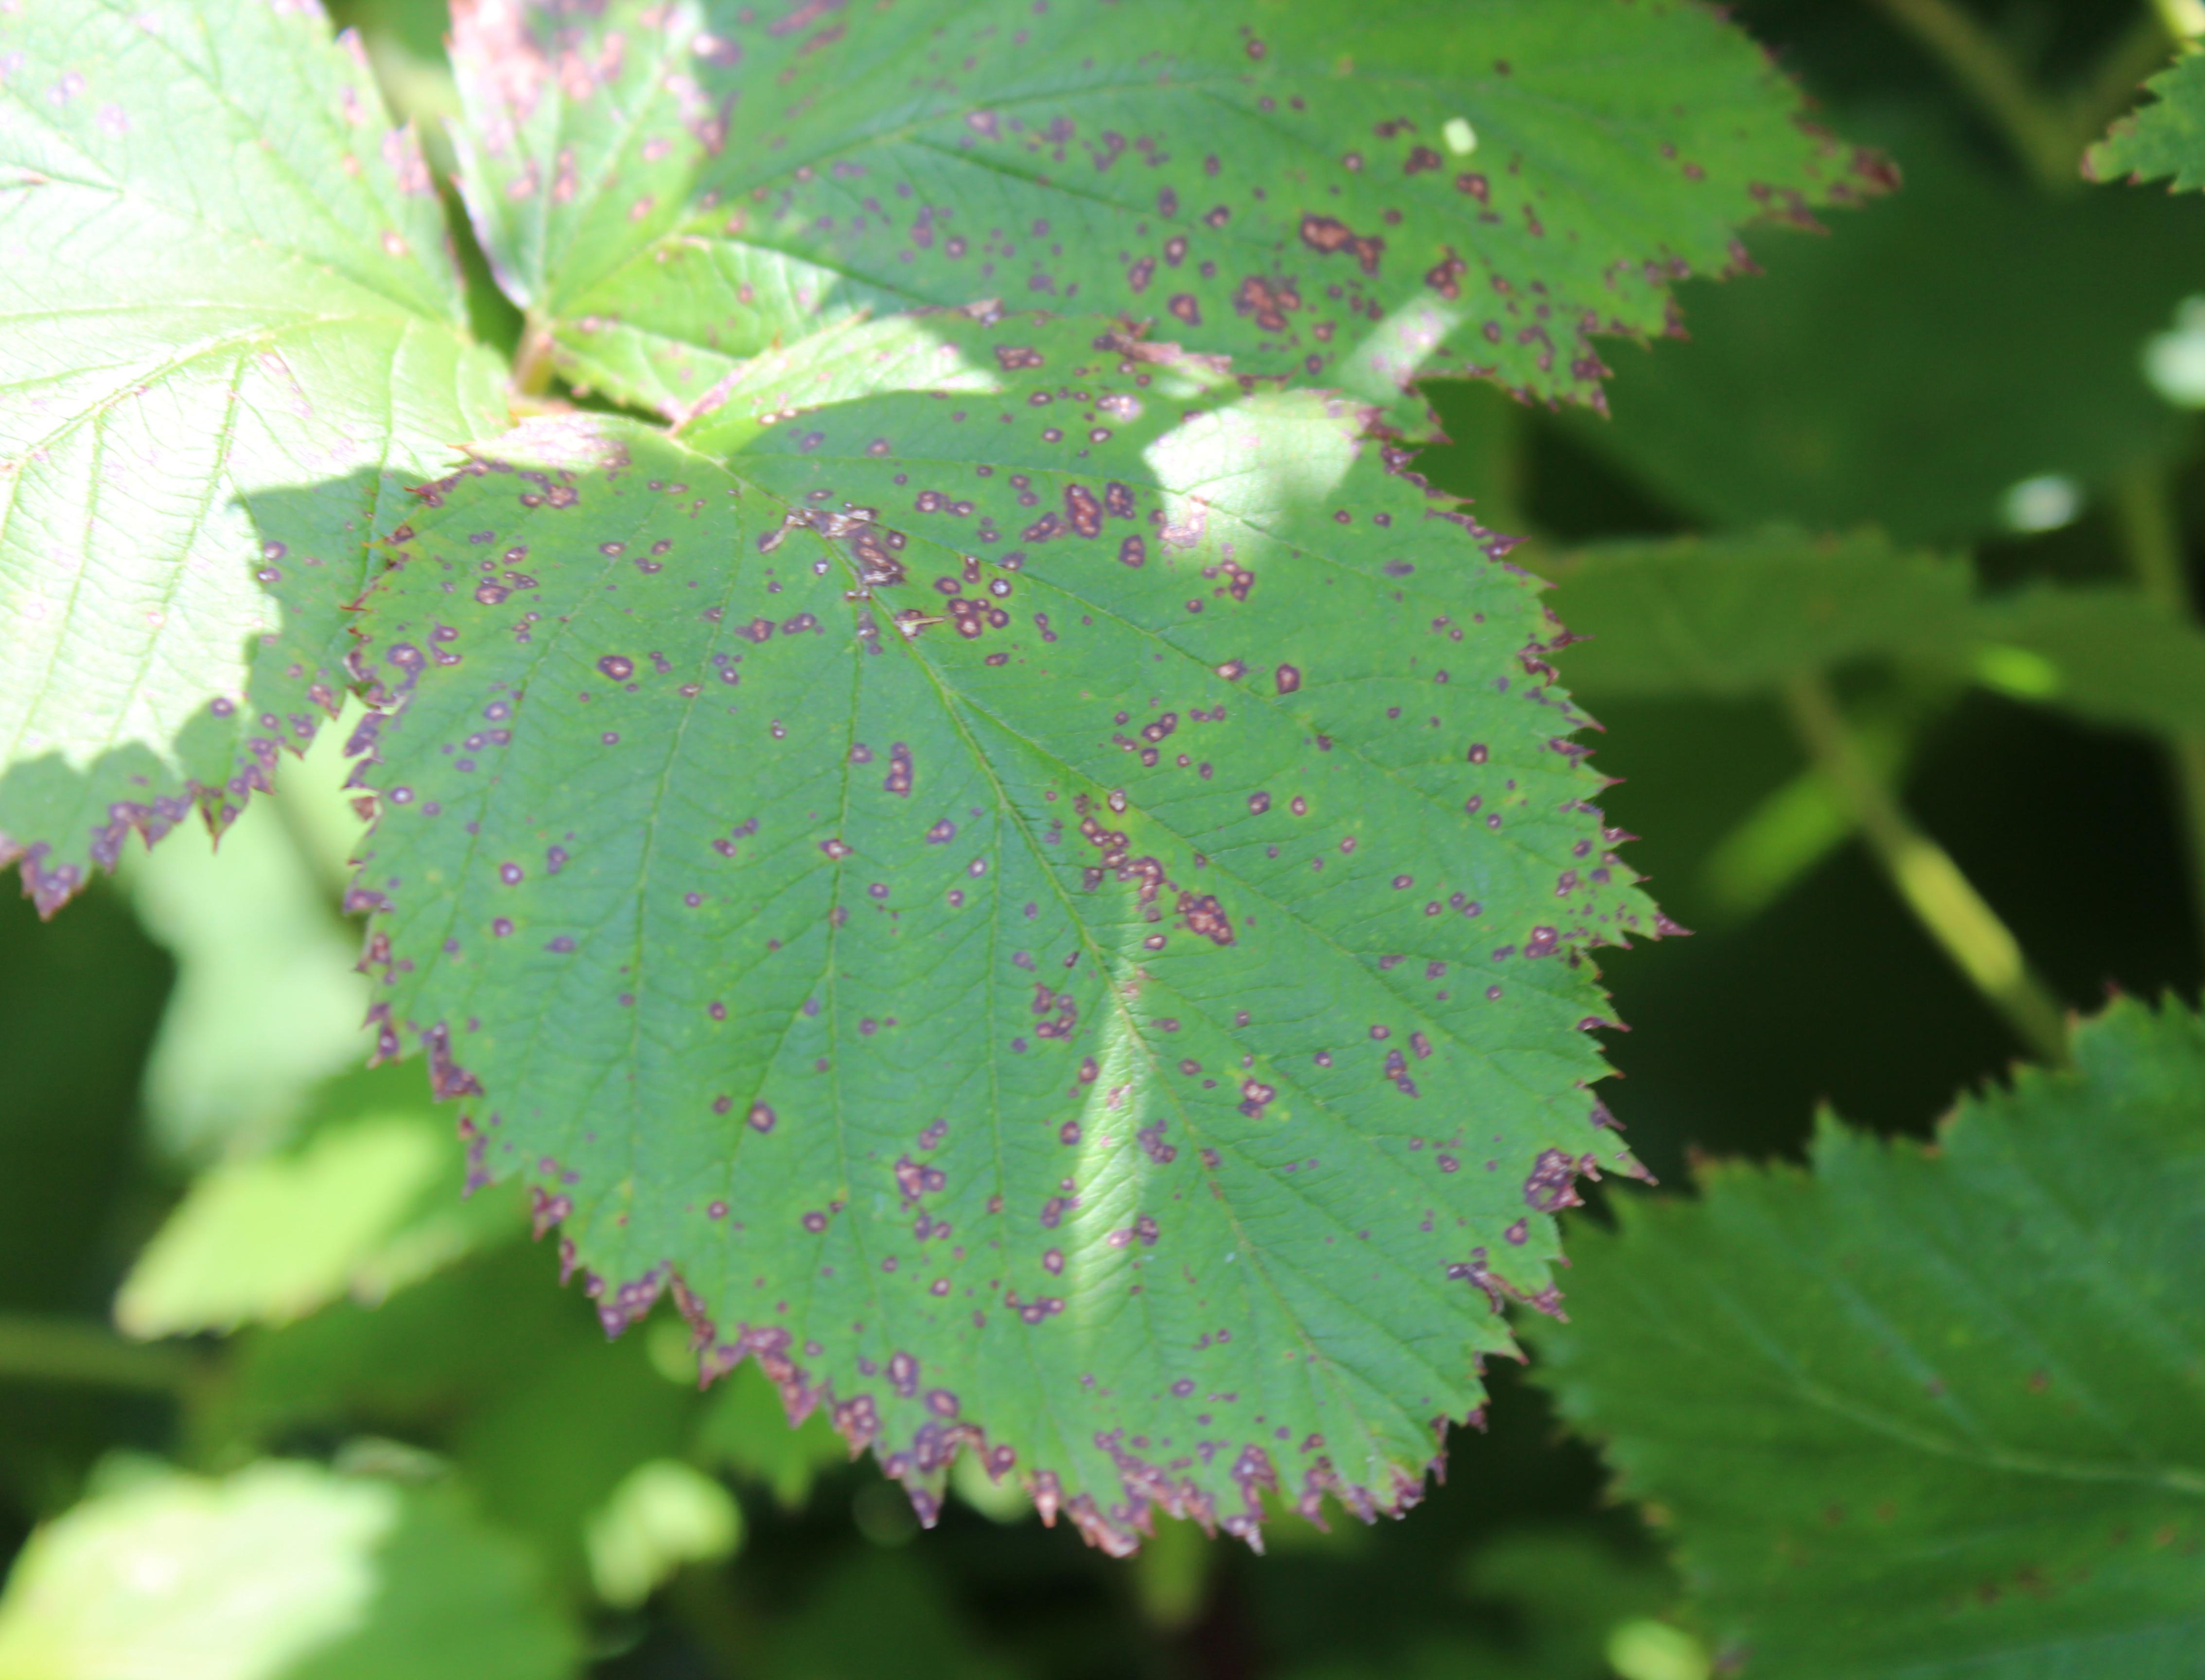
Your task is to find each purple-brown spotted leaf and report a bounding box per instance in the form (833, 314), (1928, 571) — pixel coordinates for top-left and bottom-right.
(447, 0), (1881, 431)
(0, 0), (508, 913)
(347, 312), (1661, 1552)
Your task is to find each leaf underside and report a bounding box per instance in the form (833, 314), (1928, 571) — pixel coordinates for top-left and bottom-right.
(347, 310), (1660, 1549)
(1531, 998), (2205, 1678)
(448, 0), (1881, 431)
(0, 0), (506, 912)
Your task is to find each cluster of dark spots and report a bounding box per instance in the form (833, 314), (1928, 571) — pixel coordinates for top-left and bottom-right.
(1298, 213), (1383, 275)
(1106, 1214), (1161, 1249)
(1137, 1120), (1175, 1164)
(884, 743), (913, 795)
(1523, 1148), (1586, 1212)
(1174, 891), (1234, 946)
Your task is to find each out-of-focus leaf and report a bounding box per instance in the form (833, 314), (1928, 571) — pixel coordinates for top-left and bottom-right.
(582, 1458), (740, 1609)
(348, 311), (1658, 1551)
(217, 1242), (581, 1444)
(757, 1550), (1016, 1680)
(1965, 585), (2205, 738)
(1543, 532), (1971, 698)
(1531, 998), (2205, 1679)
(0, 0), (507, 913)
(1569, 123), (2205, 541)
(691, 1361), (846, 1512)
(122, 722), (372, 1165)
(454, 1332), (698, 1591)
(2089, 50), (2205, 192)
(0, 1458), (579, 1679)
(114, 1094), (522, 1338)
(447, 0), (1877, 430)
(1546, 531), (2205, 741)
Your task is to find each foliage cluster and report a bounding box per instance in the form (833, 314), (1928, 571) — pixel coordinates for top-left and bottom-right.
(1, 0), (2203, 1676)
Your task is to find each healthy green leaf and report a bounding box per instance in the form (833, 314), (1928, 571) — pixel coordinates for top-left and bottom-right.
(1543, 530), (2205, 741)
(1569, 122), (2205, 541)
(348, 311), (1658, 1551)
(1531, 998), (2205, 1679)
(0, 0), (508, 913)
(2088, 51), (2205, 192)
(446, 0), (1875, 429)
(0, 1458), (579, 1680)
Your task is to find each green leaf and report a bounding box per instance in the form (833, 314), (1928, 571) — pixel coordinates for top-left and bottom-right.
(1544, 530), (2205, 740)
(2088, 51), (2205, 192)
(1569, 122), (2205, 541)
(1530, 998), (2205, 1679)
(113, 1090), (522, 1338)
(1541, 532), (1972, 699)
(348, 310), (1657, 1550)
(447, 0), (1872, 429)
(0, 0), (508, 913)
(0, 1458), (579, 1680)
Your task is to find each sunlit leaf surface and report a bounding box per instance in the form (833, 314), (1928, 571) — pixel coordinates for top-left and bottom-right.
(446, 0), (1875, 429)
(0, 0), (506, 911)
(348, 312), (1659, 1549)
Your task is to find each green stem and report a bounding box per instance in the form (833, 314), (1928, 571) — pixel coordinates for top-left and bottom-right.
(1783, 676), (2071, 1065)
(0, 1313), (205, 1395)
(2110, 464), (2205, 958)
(1868, 0), (2087, 191)
(511, 316), (558, 401)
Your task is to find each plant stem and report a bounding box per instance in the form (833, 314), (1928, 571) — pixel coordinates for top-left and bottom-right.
(0, 1313), (204, 1395)
(1783, 676), (2071, 1064)
(511, 316), (558, 400)
(2110, 464), (2205, 958)
(1868, 0), (2087, 191)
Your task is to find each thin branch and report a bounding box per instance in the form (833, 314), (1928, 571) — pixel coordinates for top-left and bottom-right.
(2109, 464), (2205, 960)
(1783, 675), (2071, 1065)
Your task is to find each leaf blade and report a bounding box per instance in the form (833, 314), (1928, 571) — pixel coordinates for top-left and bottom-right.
(349, 312), (1656, 1549)
(0, 0), (508, 910)
(447, 0), (1877, 429)
(1530, 998), (2205, 1678)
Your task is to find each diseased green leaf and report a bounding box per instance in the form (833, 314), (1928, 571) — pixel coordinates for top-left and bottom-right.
(1530, 998), (2205, 1679)
(1571, 123), (2205, 541)
(0, 1458), (579, 1680)
(0, 0), (508, 913)
(447, 0), (1873, 429)
(2089, 50), (2205, 192)
(1544, 530), (2205, 741)
(693, 1360), (848, 1511)
(346, 311), (1658, 1551)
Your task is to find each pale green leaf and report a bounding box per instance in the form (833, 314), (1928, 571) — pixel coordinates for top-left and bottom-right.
(0, 0), (508, 912)
(347, 311), (1657, 1550)
(1531, 998), (2205, 1679)
(115, 1102), (521, 1339)
(0, 1458), (578, 1680)
(447, 0), (1874, 429)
